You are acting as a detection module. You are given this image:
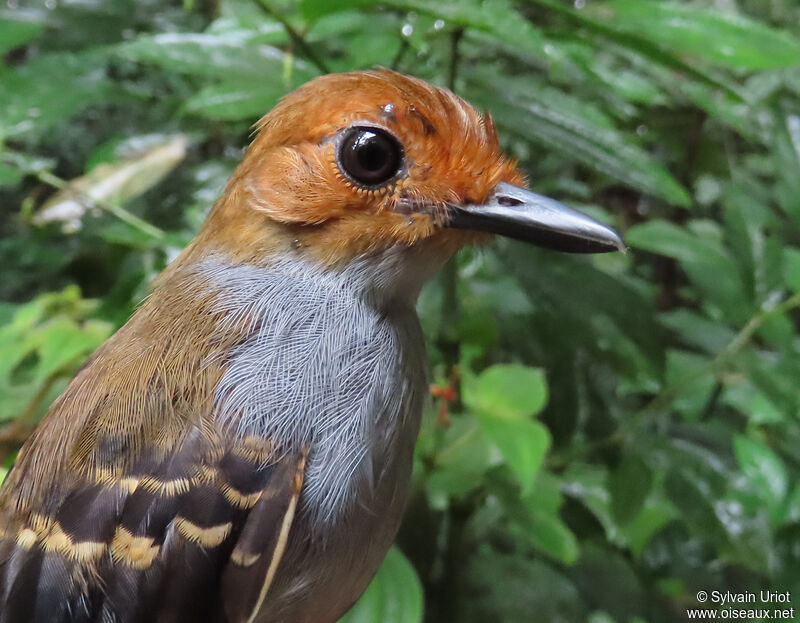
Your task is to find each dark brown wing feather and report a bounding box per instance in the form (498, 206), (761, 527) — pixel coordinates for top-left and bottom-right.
(0, 430), (306, 623)
(221, 454), (306, 623)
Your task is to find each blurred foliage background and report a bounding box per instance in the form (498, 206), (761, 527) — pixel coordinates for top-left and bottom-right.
(2, 0), (800, 621)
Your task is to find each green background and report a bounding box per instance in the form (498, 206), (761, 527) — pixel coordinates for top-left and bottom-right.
(1, 0), (800, 621)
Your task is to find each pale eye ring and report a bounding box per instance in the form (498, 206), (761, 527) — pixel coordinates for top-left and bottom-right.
(336, 126), (404, 188)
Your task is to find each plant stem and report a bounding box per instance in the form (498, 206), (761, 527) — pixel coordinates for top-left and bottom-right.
(437, 28), (465, 371)
(253, 0), (330, 74)
(35, 170), (165, 240)
(429, 31), (467, 620)
(637, 290), (800, 422)
(548, 290), (800, 468)
(390, 36), (409, 71)
(447, 29), (463, 91)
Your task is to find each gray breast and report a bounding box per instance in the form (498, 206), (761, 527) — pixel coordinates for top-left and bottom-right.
(202, 255), (427, 530)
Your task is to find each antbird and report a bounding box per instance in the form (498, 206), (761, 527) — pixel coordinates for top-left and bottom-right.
(0, 70), (623, 622)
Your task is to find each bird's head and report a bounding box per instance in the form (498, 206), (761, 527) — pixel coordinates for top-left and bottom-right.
(188, 70), (623, 296)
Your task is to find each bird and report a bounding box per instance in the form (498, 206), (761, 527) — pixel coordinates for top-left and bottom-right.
(0, 69), (623, 623)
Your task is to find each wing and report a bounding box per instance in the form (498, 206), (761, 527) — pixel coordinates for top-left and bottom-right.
(0, 428), (306, 623)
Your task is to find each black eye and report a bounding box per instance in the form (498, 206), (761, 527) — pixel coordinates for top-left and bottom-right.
(337, 127), (404, 188)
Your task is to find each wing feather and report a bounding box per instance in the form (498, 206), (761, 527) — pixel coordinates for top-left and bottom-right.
(221, 451), (306, 623)
(0, 432), (307, 623)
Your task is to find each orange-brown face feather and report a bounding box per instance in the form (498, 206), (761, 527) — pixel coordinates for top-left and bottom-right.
(192, 69), (523, 267)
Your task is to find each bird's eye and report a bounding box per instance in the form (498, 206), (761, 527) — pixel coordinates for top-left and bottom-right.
(337, 127), (404, 188)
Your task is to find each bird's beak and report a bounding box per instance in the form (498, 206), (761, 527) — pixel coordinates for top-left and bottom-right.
(447, 181), (625, 253)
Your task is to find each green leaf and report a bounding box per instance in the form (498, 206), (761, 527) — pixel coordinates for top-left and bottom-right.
(723, 383), (784, 425)
(679, 80), (754, 136)
(585, 60), (664, 107)
(619, 492), (675, 559)
(464, 364), (548, 420)
(426, 469), (482, 510)
(524, 509), (579, 564)
(659, 309), (735, 355)
(722, 186), (783, 311)
(782, 247), (800, 291)
(488, 470), (578, 564)
(0, 150), (53, 188)
(119, 30), (289, 79)
(664, 469), (731, 551)
(733, 435), (788, 513)
(461, 552), (585, 622)
(781, 482), (800, 524)
(627, 220), (749, 321)
(183, 81), (293, 121)
(34, 319), (109, 380)
(589, 0), (800, 70)
(470, 75), (690, 207)
(626, 220), (726, 266)
(661, 442), (772, 573)
(0, 380), (36, 420)
(773, 112), (800, 225)
(609, 454), (652, 525)
(121, 30), (317, 121)
(562, 464), (625, 547)
(0, 162), (22, 187)
(570, 544), (646, 620)
(426, 418), (491, 509)
(500, 246), (665, 386)
(665, 350), (716, 420)
(389, 0), (547, 59)
(739, 349), (800, 419)
(0, 50), (113, 139)
(436, 418), (491, 473)
(312, 13), (402, 71)
(305, 0), (548, 60)
(527, 472), (564, 516)
(300, 0), (375, 21)
(338, 547), (423, 623)
(0, 330), (39, 382)
(525, 0), (744, 98)
(478, 417), (550, 494)
(0, 16), (43, 56)
(34, 135), (187, 231)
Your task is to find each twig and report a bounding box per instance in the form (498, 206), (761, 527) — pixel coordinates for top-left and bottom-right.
(548, 290), (800, 468)
(252, 0), (330, 74)
(699, 382), (723, 421)
(447, 28), (463, 91)
(638, 290), (800, 421)
(437, 29), (465, 371)
(390, 37), (409, 71)
(35, 170), (165, 240)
